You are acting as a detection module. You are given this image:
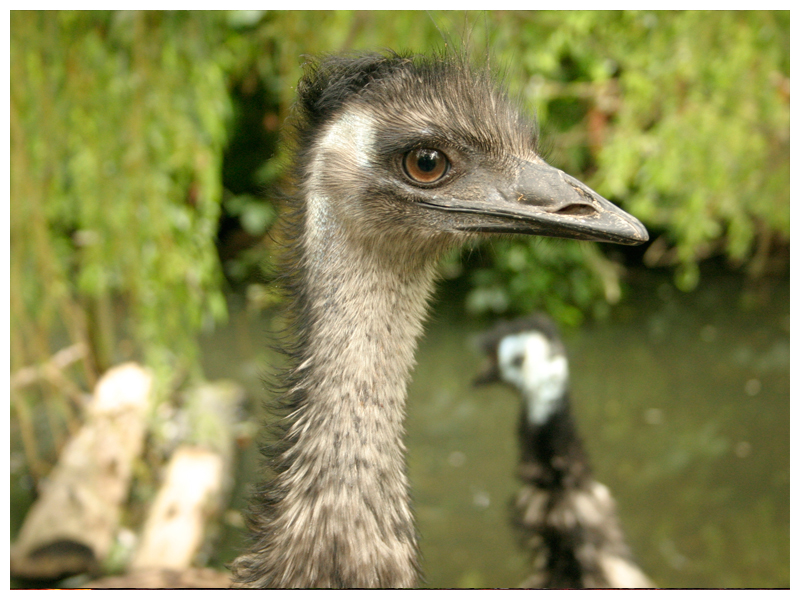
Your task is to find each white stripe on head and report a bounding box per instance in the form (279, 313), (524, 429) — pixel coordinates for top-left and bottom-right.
(305, 108), (377, 253)
(317, 108), (376, 171)
(497, 331), (569, 425)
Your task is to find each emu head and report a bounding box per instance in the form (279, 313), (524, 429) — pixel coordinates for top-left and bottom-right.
(295, 52), (647, 256)
(475, 314), (571, 426)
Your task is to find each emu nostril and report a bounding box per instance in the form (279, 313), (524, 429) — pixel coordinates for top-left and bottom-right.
(556, 203), (596, 217)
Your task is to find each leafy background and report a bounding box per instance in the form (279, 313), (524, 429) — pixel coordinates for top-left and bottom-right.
(11, 11), (788, 386)
(10, 10), (789, 585)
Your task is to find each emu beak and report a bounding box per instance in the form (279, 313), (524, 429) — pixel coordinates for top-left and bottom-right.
(425, 161), (649, 245)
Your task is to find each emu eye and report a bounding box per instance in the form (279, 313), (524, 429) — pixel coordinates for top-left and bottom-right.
(403, 148), (449, 184)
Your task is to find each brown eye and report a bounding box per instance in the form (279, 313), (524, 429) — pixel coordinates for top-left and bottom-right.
(403, 148), (449, 184)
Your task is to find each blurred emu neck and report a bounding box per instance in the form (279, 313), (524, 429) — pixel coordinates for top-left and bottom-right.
(519, 394), (591, 490)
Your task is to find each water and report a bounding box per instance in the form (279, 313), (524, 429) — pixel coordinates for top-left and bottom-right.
(205, 267), (789, 588)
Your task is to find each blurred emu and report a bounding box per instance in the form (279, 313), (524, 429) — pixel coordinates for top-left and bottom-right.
(475, 314), (653, 588)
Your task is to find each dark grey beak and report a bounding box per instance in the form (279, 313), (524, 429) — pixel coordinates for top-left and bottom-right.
(422, 160), (649, 246)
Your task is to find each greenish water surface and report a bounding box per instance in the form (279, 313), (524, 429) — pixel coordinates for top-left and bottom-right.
(405, 269), (789, 588)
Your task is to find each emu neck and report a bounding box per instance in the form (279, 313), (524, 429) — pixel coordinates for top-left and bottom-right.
(268, 198), (442, 588)
(518, 393), (591, 491)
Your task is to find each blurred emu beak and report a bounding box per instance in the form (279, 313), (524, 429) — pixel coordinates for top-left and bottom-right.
(424, 160), (649, 246)
(472, 359), (501, 387)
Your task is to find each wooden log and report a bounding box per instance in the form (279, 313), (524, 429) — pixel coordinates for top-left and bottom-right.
(130, 446), (224, 571)
(129, 380), (245, 571)
(10, 363), (152, 580)
(85, 567), (231, 589)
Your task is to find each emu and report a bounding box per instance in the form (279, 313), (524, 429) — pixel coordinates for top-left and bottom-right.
(230, 52), (648, 589)
(475, 314), (652, 588)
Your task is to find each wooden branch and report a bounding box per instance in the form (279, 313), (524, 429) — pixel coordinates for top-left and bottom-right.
(11, 343), (88, 392)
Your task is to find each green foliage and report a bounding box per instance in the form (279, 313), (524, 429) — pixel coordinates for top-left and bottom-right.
(466, 239), (618, 326)
(219, 10), (788, 319)
(11, 10), (790, 382)
(11, 11), (237, 382)
(224, 193), (277, 237)
(499, 11), (789, 292)
(593, 11), (789, 290)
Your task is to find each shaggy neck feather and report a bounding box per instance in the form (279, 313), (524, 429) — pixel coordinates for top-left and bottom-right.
(234, 192), (443, 588)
